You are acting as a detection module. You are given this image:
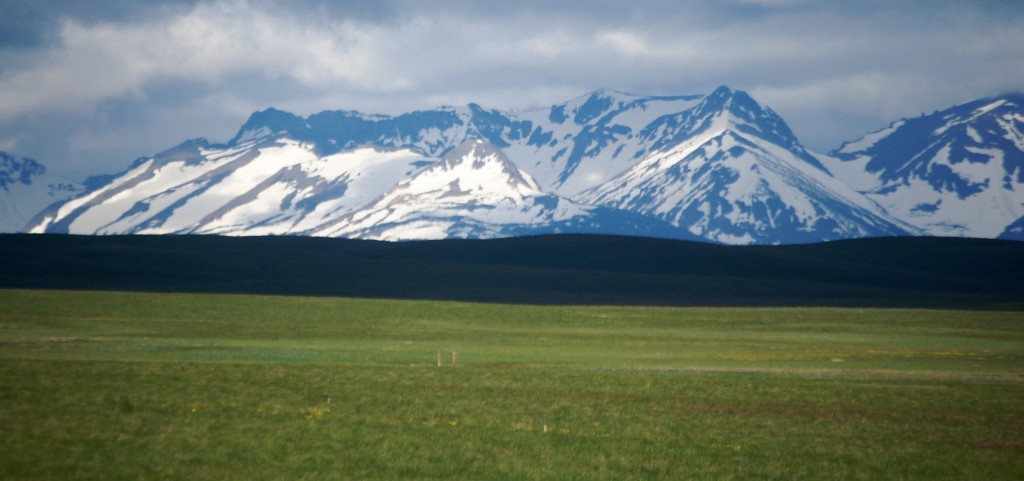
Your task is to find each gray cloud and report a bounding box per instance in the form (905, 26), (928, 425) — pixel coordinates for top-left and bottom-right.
(0, 0), (1021, 180)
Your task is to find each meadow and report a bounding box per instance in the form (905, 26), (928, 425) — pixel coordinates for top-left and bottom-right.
(1, 288), (1023, 480)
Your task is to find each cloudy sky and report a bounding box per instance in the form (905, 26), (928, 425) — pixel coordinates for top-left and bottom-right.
(1, 0), (1022, 180)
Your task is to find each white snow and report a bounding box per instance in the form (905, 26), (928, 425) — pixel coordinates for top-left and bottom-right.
(577, 123), (914, 243)
(973, 100), (1007, 117)
(837, 121), (904, 154)
(935, 100), (1009, 136)
(502, 95), (707, 198)
(998, 114), (1024, 152)
(2, 175), (78, 232)
(233, 127), (272, 144)
(310, 140), (597, 240)
(861, 141), (1022, 237)
(28, 89), (1023, 243)
(966, 127), (984, 143)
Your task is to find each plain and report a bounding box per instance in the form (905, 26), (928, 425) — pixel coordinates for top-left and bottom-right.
(1, 289), (1022, 480)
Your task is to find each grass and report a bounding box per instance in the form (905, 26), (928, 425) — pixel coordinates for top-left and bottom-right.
(1, 289), (1023, 480)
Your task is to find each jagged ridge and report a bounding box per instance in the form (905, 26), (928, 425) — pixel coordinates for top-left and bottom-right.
(825, 93), (1024, 237)
(19, 87), (1024, 244)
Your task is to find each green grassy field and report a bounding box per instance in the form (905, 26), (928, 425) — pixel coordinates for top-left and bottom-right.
(2, 289), (1023, 480)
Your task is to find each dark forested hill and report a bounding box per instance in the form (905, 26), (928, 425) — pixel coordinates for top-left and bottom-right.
(2, 234), (1022, 308)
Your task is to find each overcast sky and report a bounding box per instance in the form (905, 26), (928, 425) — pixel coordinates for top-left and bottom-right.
(1, 0), (1022, 180)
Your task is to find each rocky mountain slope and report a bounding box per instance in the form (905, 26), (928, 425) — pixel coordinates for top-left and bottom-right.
(824, 93), (1024, 239)
(0, 152), (80, 232)
(19, 87), (1024, 244)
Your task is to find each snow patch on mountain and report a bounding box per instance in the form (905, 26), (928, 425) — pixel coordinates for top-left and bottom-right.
(580, 127), (912, 244)
(825, 93), (1024, 238)
(28, 139), (434, 236)
(1, 152), (80, 232)
(311, 139), (589, 240)
(21, 87), (1023, 243)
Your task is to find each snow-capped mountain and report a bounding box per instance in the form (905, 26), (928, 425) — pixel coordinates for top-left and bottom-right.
(577, 88), (914, 244)
(824, 93), (1024, 238)
(1001, 215), (1024, 240)
(224, 88), (706, 198)
(23, 87), (1023, 244)
(28, 138), (436, 235)
(0, 152), (80, 232)
(309, 139), (687, 240)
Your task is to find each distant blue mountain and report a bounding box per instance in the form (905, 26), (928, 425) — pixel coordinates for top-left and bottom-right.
(20, 88), (1023, 243)
(1, 151), (81, 232)
(825, 93), (1024, 238)
(832, 93), (1024, 196)
(0, 152), (45, 190)
(1000, 215), (1024, 241)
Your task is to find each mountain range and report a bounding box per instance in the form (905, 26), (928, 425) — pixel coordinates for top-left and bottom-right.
(8, 86), (1024, 244)
(0, 152), (80, 233)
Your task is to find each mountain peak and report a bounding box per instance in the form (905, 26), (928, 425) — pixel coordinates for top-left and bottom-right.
(1, 152), (82, 233)
(440, 139), (536, 188)
(823, 89), (1024, 237)
(0, 152), (46, 190)
(546, 88), (643, 126)
(633, 85), (821, 172)
(708, 84), (736, 96)
(966, 92), (1024, 111)
(711, 86), (823, 169)
(229, 108), (307, 145)
(588, 88), (638, 101)
(701, 86), (763, 117)
(703, 85), (757, 109)
(21, 89), (1023, 243)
